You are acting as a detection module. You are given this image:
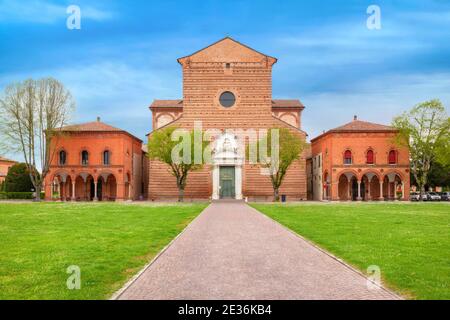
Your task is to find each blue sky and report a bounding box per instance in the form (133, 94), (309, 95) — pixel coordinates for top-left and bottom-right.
(1, 0), (449, 152)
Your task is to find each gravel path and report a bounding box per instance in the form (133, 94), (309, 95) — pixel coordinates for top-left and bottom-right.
(115, 201), (399, 300)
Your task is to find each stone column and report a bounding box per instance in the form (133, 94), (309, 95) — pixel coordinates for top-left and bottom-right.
(357, 180), (362, 201)
(379, 181), (384, 201)
(387, 182), (391, 200)
(367, 181), (371, 200)
(235, 165), (243, 200)
(401, 182), (405, 200)
(394, 182), (398, 201)
(212, 165), (220, 200)
(71, 181), (76, 201)
(93, 179), (98, 201)
(347, 180), (351, 200)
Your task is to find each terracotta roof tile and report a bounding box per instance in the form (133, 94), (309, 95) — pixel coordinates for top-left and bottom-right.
(0, 156), (17, 163)
(332, 119), (395, 132)
(150, 100), (183, 108)
(311, 117), (397, 142)
(59, 121), (142, 142)
(272, 99), (304, 108)
(60, 121), (123, 132)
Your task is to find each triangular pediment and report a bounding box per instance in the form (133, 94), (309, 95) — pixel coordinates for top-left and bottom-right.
(178, 37), (277, 65)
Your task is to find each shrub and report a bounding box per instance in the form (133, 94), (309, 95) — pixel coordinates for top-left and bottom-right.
(0, 192), (44, 200)
(4, 163), (37, 192)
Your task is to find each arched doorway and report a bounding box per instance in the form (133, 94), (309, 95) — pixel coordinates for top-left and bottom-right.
(96, 172), (117, 201)
(211, 133), (243, 200)
(104, 174), (117, 201)
(361, 172), (381, 201)
(75, 173), (94, 201)
(383, 172), (404, 200)
(52, 171), (69, 201)
(338, 172), (358, 201)
(63, 175), (73, 201)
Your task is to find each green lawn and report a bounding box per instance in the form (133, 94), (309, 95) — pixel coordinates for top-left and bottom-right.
(0, 202), (207, 300)
(251, 202), (450, 300)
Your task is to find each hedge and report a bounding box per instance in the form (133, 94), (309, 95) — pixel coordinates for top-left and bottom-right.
(0, 192), (45, 200)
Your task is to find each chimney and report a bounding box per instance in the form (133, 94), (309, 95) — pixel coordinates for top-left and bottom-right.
(353, 115), (357, 121)
(97, 116), (100, 122)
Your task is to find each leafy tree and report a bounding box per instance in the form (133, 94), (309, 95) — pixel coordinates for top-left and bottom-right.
(251, 128), (305, 201)
(0, 78), (74, 201)
(147, 126), (209, 202)
(393, 99), (450, 200)
(4, 163), (36, 192)
(411, 162), (450, 190)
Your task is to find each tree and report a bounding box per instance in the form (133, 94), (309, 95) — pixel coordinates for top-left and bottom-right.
(0, 78), (75, 201)
(427, 162), (450, 190)
(251, 128), (305, 201)
(4, 163), (36, 192)
(392, 99), (450, 200)
(147, 126), (209, 202)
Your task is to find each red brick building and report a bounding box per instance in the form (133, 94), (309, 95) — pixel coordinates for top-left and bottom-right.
(44, 118), (146, 201)
(0, 156), (17, 184)
(309, 116), (410, 201)
(148, 37), (308, 201)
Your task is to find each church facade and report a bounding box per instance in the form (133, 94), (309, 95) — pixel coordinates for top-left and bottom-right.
(148, 37), (308, 201)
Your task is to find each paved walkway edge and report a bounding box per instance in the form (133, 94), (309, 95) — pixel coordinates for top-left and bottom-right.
(247, 205), (404, 300)
(110, 203), (212, 300)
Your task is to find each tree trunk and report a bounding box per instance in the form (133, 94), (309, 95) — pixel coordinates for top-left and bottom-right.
(273, 188), (280, 202)
(178, 187), (185, 202)
(34, 184), (42, 202)
(419, 184), (425, 202)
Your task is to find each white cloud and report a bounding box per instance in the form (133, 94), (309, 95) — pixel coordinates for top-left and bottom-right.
(0, 60), (180, 140)
(301, 72), (450, 140)
(0, 0), (114, 24)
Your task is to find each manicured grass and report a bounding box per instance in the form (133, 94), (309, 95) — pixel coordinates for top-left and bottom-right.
(0, 202), (207, 300)
(251, 203), (450, 300)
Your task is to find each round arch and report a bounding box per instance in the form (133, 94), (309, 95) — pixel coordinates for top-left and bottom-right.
(337, 170), (359, 201)
(360, 170), (382, 200)
(97, 171), (117, 201)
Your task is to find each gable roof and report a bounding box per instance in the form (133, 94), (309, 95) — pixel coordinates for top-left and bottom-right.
(0, 156), (17, 163)
(311, 117), (397, 142)
(149, 99), (183, 109)
(332, 119), (395, 132)
(61, 121), (123, 132)
(272, 99), (304, 109)
(177, 36), (277, 65)
(149, 99), (303, 109)
(60, 120), (142, 142)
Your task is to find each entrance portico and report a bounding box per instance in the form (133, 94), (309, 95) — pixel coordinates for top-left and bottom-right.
(212, 133), (243, 200)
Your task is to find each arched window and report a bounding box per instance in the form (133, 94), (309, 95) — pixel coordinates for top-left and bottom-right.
(344, 150), (352, 165)
(366, 150), (374, 164)
(103, 150), (110, 165)
(81, 150), (89, 166)
(59, 150), (67, 165)
(388, 150), (397, 164)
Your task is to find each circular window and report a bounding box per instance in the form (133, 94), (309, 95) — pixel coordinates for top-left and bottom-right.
(219, 91), (236, 108)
